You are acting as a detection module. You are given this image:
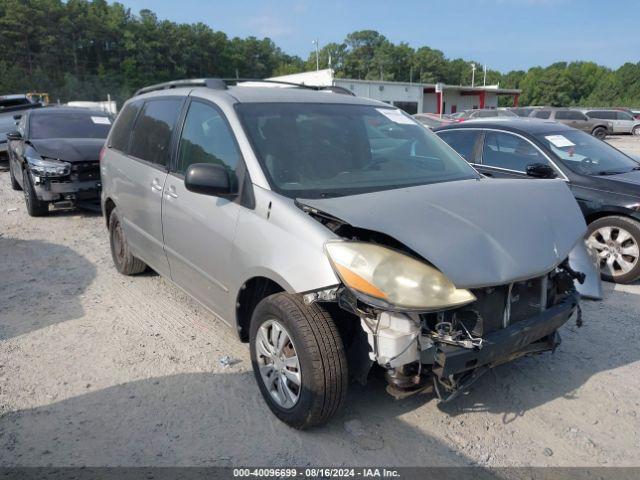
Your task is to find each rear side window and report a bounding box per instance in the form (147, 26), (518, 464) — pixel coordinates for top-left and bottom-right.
(588, 110), (615, 120)
(557, 111), (586, 120)
(110, 102), (141, 152)
(129, 99), (183, 166)
(176, 101), (241, 175)
(437, 130), (481, 162)
(533, 110), (551, 119)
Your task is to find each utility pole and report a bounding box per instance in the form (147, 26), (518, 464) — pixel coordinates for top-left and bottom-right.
(483, 65), (487, 86)
(471, 63), (476, 87)
(312, 39), (319, 71)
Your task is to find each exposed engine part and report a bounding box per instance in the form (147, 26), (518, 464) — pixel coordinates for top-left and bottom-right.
(385, 363), (421, 390)
(429, 317), (483, 350)
(359, 311), (421, 369)
(302, 287), (339, 304)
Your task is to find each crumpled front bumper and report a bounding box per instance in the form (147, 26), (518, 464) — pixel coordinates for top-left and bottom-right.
(423, 294), (578, 378)
(33, 178), (101, 202)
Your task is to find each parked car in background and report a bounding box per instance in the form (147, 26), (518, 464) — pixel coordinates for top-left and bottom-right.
(413, 112), (455, 129)
(580, 109), (640, 135)
(529, 108), (611, 139)
(101, 78), (597, 429)
(455, 108), (518, 121)
(0, 94), (43, 156)
(508, 106), (543, 117)
(435, 118), (640, 284)
(7, 107), (112, 216)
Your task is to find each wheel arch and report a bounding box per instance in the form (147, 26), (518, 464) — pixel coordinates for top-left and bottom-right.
(585, 208), (640, 226)
(235, 275), (287, 342)
(104, 197), (116, 228)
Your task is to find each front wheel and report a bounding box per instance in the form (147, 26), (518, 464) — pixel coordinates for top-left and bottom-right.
(592, 127), (607, 140)
(9, 163), (21, 190)
(22, 168), (48, 216)
(632, 125), (640, 136)
(250, 293), (348, 429)
(587, 216), (640, 284)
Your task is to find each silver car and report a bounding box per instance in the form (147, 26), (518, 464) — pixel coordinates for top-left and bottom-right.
(101, 79), (599, 429)
(580, 109), (640, 135)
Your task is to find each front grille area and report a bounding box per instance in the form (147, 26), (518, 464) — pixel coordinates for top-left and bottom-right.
(71, 161), (100, 182)
(422, 275), (549, 338)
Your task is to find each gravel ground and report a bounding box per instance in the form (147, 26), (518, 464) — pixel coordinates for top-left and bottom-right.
(0, 137), (639, 467)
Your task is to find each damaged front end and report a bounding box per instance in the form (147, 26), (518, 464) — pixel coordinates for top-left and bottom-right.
(300, 196), (596, 403)
(27, 155), (101, 209)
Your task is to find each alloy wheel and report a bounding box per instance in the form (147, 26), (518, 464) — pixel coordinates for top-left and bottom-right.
(254, 319), (301, 409)
(588, 226), (640, 277)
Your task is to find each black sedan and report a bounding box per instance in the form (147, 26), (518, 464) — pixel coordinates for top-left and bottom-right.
(7, 107), (112, 216)
(434, 118), (640, 284)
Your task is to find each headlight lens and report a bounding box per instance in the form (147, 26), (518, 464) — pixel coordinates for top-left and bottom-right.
(325, 241), (476, 311)
(27, 156), (71, 177)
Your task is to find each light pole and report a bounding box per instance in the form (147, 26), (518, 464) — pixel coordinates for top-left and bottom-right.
(483, 64), (487, 86)
(471, 63), (476, 87)
(312, 39), (319, 71)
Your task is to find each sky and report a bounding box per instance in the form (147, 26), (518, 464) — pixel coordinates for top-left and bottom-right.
(116, 0), (639, 73)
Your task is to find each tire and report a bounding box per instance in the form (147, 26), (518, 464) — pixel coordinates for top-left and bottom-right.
(9, 163), (21, 190)
(22, 168), (48, 216)
(587, 215), (640, 284)
(632, 125), (640, 136)
(250, 293), (348, 429)
(592, 127), (607, 140)
(108, 207), (147, 275)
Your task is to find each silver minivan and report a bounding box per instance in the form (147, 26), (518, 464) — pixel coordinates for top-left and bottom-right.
(101, 79), (599, 429)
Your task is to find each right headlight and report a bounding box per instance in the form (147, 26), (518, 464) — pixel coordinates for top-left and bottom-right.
(27, 156), (71, 177)
(325, 240), (476, 311)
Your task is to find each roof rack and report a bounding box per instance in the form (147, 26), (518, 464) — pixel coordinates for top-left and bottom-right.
(224, 78), (355, 96)
(134, 78), (227, 96)
(134, 77), (355, 97)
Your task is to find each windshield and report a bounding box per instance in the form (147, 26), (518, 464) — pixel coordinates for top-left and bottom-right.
(236, 103), (479, 198)
(30, 111), (112, 139)
(535, 130), (640, 175)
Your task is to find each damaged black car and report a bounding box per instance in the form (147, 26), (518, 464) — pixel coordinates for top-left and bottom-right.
(7, 107), (112, 216)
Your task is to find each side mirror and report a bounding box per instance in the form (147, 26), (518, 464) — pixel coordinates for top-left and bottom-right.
(184, 163), (237, 197)
(526, 163), (556, 179)
(5, 131), (21, 140)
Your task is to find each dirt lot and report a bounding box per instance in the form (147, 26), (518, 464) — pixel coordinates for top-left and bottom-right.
(0, 137), (639, 468)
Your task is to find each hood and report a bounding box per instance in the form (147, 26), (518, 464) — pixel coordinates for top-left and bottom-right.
(29, 138), (105, 163)
(299, 179), (587, 289)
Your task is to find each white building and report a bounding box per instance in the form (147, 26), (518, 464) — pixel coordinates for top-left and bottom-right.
(268, 69), (521, 115)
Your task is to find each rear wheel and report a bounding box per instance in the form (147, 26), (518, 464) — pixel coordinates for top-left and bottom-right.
(108, 207), (147, 275)
(587, 216), (640, 284)
(250, 293), (348, 429)
(22, 168), (48, 216)
(592, 126), (607, 140)
(632, 125), (640, 136)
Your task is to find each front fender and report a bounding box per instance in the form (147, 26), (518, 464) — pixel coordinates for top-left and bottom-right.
(569, 240), (603, 300)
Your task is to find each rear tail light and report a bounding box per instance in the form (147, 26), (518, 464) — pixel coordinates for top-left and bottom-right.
(99, 146), (106, 163)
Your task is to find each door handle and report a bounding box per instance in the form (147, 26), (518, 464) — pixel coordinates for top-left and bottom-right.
(151, 179), (162, 192)
(165, 185), (178, 199)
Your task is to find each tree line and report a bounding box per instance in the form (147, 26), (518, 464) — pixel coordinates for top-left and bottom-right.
(1, 0), (639, 108)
